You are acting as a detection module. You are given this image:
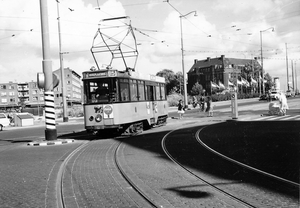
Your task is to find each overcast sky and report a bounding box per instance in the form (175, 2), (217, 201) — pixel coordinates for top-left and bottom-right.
(0, 0), (299, 91)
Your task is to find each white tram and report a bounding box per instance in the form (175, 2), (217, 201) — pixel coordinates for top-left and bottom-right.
(82, 69), (168, 134)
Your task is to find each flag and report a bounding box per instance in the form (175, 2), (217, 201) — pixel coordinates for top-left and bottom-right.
(251, 77), (257, 84)
(237, 79), (242, 85)
(228, 80), (235, 86)
(211, 81), (219, 89)
(241, 77), (250, 87)
(218, 81), (225, 89)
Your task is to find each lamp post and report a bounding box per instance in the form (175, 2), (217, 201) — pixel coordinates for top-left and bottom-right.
(260, 27), (274, 95)
(180, 11), (197, 108)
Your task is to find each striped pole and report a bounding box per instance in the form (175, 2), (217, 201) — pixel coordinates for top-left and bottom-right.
(40, 0), (57, 141)
(44, 91), (57, 140)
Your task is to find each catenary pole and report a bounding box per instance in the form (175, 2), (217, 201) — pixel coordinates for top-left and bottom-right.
(57, 1), (68, 122)
(39, 0), (57, 140)
(285, 43), (289, 91)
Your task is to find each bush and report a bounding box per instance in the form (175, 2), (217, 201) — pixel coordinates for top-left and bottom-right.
(167, 92), (183, 107)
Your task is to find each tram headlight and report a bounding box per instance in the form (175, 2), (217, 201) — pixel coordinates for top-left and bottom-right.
(95, 114), (102, 122)
(89, 116), (94, 121)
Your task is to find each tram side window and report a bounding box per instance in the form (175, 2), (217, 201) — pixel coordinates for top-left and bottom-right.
(160, 84), (166, 100)
(120, 79), (130, 102)
(138, 81), (145, 101)
(130, 79), (138, 101)
(156, 84), (161, 100)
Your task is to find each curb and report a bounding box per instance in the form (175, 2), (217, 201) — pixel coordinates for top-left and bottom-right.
(27, 139), (75, 146)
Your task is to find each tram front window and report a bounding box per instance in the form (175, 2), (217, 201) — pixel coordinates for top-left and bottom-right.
(86, 79), (111, 103)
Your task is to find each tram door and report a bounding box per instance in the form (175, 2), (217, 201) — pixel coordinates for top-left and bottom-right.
(146, 85), (158, 124)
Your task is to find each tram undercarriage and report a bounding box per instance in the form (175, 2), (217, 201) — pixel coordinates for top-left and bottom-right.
(88, 115), (168, 137)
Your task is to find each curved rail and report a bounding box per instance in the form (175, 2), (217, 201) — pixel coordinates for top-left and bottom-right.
(195, 127), (299, 187)
(161, 126), (256, 208)
(114, 141), (160, 208)
(56, 141), (91, 208)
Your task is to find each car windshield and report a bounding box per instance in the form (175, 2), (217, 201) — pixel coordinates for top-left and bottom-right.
(271, 92), (277, 94)
(0, 114), (6, 118)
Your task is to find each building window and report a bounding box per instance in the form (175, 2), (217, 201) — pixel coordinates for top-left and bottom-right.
(0, 85), (6, 89)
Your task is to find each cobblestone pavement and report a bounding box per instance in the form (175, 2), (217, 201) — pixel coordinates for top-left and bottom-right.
(0, 106), (299, 207)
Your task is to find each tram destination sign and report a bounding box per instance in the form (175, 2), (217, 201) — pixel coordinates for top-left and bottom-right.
(84, 70), (117, 78)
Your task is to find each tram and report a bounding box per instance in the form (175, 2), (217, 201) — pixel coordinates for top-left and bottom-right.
(82, 16), (168, 135)
(82, 69), (168, 135)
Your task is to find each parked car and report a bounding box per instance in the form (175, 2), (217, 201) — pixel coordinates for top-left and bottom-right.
(285, 90), (295, 97)
(259, 94), (268, 101)
(0, 113), (10, 131)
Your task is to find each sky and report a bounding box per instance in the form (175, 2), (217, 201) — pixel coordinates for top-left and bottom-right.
(0, 0), (299, 91)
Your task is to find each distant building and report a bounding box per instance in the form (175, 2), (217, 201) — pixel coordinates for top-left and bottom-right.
(0, 82), (19, 109)
(0, 81), (44, 110)
(187, 55), (261, 94)
(53, 67), (83, 107)
(0, 68), (82, 110)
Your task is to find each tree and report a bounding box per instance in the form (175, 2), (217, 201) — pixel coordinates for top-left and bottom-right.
(264, 73), (273, 91)
(156, 69), (182, 95)
(190, 82), (203, 95)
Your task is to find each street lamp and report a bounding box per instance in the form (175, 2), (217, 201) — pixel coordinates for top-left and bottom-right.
(260, 27), (274, 95)
(180, 11), (197, 107)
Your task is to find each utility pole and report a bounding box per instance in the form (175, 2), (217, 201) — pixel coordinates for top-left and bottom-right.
(291, 60), (294, 90)
(56, 1), (68, 122)
(39, 0), (57, 140)
(285, 43), (289, 91)
(295, 61), (298, 93)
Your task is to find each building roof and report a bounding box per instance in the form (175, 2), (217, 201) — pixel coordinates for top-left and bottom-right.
(188, 55), (261, 73)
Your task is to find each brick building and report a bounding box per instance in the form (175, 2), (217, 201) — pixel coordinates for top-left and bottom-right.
(187, 55), (261, 95)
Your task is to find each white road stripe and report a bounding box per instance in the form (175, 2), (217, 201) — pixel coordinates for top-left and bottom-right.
(280, 115), (300, 120)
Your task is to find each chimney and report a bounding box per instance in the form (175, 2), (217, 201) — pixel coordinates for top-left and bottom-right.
(194, 59), (198, 64)
(221, 55), (225, 60)
(207, 57), (210, 62)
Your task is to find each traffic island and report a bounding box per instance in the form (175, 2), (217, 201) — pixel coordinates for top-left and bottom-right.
(27, 139), (74, 146)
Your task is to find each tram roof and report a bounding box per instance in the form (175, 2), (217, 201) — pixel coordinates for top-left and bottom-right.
(82, 69), (165, 83)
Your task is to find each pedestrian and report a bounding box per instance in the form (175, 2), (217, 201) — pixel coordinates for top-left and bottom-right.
(278, 92), (289, 115)
(206, 96), (213, 117)
(177, 99), (185, 119)
(268, 90), (271, 102)
(199, 95), (205, 112)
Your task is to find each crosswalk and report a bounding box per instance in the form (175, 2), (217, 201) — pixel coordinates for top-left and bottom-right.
(241, 114), (300, 121)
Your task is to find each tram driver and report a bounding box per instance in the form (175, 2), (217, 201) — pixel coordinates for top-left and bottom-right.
(95, 83), (109, 101)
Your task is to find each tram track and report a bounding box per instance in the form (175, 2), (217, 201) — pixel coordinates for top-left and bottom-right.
(161, 126), (256, 208)
(55, 136), (164, 208)
(161, 124), (299, 208)
(56, 140), (91, 208)
(195, 127), (299, 187)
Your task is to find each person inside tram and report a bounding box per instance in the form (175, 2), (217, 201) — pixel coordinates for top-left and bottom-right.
(95, 83), (109, 101)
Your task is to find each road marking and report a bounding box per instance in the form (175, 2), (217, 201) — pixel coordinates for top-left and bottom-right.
(254, 116), (276, 121)
(265, 115), (289, 120)
(280, 115), (300, 121)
